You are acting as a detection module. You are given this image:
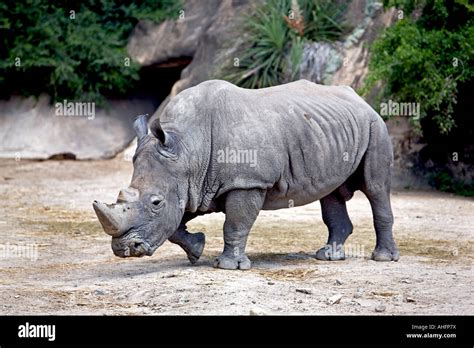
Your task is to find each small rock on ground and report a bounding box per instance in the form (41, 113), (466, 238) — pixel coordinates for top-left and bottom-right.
(296, 288), (312, 295)
(375, 304), (386, 313)
(327, 294), (343, 305)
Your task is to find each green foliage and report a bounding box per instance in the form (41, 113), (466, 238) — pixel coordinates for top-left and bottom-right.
(224, 0), (346, 88)
(299, 0), (347, 41)
(429, 171), (474, 196)
(288, 36), (305, 80)
(0, 0), (180, 104)
(364, 0), (474, 135)
(224, 0), (291, 89)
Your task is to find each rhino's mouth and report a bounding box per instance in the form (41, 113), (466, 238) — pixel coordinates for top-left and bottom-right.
(111, 233), (153, 258)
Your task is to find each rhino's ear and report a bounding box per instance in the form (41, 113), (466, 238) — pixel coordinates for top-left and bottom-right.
(150, 118), (179, 159)
(133, 114), (149, 141)
(150, 117), (166, 144)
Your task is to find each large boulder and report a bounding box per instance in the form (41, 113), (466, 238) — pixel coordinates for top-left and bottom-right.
(0, 95), (155, 160)
(299, 1), (397, 88)
(127, 0), (256, 97)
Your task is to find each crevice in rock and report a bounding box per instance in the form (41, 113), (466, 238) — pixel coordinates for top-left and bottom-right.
(131, 58), (192, 112)
(47, 153), (77, 160)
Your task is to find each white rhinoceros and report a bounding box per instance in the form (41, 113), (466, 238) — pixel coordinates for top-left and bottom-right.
(93, 79), (399, 269)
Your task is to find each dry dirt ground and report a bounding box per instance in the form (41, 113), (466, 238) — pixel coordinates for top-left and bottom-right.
(0, 157), (472, 315)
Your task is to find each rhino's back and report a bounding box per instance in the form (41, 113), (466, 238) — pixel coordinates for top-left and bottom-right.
(165, 80), (380, 209)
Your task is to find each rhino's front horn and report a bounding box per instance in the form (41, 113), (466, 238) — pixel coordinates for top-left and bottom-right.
(93, 201), (131, 237)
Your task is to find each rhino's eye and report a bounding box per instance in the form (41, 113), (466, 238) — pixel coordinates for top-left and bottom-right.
(150, 195), (163, 207)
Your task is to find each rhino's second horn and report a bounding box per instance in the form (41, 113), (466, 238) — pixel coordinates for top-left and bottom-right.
(117, 187), (139, 203)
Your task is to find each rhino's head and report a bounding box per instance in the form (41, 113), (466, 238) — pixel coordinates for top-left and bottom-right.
(93, 115), (186, 258)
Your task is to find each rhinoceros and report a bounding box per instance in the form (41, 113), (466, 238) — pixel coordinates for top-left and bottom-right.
(93, 79), (399, 270)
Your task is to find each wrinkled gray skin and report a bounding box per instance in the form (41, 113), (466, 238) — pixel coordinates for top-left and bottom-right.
(93, 79), (399, 270)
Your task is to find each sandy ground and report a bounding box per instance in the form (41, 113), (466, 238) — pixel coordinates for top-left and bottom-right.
(0, 157), (472, 315)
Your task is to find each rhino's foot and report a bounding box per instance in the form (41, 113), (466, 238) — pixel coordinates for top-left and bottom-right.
(213, 254), (251, 270)
(315, 245), (346, 261)
(186, 232), (206, 265)
(371, 247), (400, 262)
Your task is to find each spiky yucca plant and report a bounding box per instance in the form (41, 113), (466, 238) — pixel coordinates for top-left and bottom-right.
(224, 0), (346, 88)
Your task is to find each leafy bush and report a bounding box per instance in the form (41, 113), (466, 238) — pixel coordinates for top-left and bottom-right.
(0, 0), (179, 103)
(224, 0), (346, 88)
(429, 170), (474, 196)
(363, 0), (474, 135)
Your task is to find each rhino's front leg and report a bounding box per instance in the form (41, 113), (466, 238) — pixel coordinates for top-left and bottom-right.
(214, 189), (266, 270)
(169, 225), (205, 265)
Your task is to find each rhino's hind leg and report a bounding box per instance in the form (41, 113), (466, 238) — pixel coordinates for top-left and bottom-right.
(364, 188), (399, 261)
(214, 189), (266, 270)
(362, 119), (399, 261)
(315, 191), (353, 261)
